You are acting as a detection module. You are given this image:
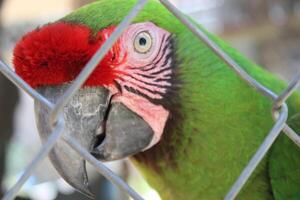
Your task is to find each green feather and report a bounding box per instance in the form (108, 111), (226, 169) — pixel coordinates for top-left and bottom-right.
(61, 1), (300, 199)
(269, 114), (300, 200)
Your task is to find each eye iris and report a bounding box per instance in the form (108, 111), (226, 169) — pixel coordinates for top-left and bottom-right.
(139, 37), (147, 46)
(134, 31), (152, 53)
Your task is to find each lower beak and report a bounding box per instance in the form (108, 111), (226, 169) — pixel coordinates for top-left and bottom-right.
(34, 85), (153, 197)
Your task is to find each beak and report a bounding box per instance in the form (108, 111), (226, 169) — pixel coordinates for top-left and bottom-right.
(92, 102), (154, 161)
(34, 85), (154, 197)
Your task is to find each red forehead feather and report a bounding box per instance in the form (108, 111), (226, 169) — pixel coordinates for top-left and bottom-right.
(13, 22), (117, 88)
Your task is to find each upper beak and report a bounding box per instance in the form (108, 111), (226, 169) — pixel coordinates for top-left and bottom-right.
(34, 85), (154, 197)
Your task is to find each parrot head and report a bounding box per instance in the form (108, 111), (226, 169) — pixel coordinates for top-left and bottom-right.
(13, 0), (184, 196)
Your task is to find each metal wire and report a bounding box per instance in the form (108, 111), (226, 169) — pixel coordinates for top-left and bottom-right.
(276, 73), (300, 148)
(1, 1), (148, 199)
(64, 135), (144, 200)
(224, 105), (288, 200)
(0, 0), (300, 200)
(283, 125), (300, 147)
(224, 72), (300, 200)
(49, 0), (148, 126)
(159, 0), (278, 100)
(2, 118), (64, 200)
(273, 72), (300, 109)
(0, 61), (53, 109)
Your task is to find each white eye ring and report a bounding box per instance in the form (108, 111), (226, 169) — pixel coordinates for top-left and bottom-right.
(134, 31), (153, 54)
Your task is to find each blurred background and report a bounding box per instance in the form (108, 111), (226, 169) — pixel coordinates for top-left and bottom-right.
(0, 0), (299, 199)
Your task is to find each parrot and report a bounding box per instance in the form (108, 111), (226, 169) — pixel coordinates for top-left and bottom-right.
(12, 0), (300, 199)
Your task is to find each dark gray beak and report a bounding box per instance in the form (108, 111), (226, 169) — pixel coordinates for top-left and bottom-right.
(34, 85), (154, 197)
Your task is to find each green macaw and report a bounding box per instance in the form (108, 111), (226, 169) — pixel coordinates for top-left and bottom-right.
(12, 0), (300, 199)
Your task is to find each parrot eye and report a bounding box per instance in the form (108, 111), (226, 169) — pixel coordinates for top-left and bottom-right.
(133, 31), (153, 54)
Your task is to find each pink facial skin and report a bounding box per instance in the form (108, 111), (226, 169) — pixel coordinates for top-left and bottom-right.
(106, 22), (173, 148)
(14, 21), (174, 150)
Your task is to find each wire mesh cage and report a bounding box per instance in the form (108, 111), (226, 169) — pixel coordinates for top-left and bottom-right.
(0, 0), (300, 200)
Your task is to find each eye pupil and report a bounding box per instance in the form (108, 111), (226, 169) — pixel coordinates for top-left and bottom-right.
(139, 37), (147, 46)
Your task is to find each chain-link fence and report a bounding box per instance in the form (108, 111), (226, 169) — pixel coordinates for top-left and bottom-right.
(0, 0), (300, 200)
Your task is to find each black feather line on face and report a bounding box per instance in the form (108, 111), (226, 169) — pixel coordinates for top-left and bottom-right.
(123, 36), (182, 110)
(128, 74), (170, 88)
(131, 35), (173, 72)
(134, 36), (184, 172)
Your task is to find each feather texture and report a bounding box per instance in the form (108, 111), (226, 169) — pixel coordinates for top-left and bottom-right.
(23, 0), (300, 199)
